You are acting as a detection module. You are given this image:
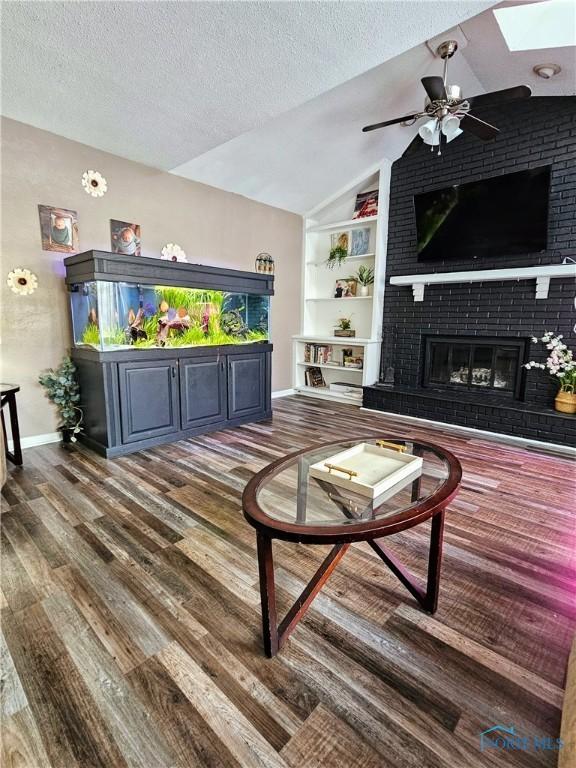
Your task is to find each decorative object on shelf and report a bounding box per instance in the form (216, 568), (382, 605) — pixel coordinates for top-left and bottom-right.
(6, 267), (38, 296)
(255, 252), (274, 274)
(344, 354), (363, 369)
(334, 278), (357, 298)
(348, 265), (374, 297)
(38, 356), (83, 444)
(525, 332), (576, 413)
(328, 381), (363, 397)
(349, 228), (371, 257)
(327, 232), (349, 269)
(38, 205), (79, 253)
(352, 190), (378, 219)
(81, 170), (108, 197)
(161, 243), (187, 262)
(334, 316), (355, 338)
(111, 220), (141, 256)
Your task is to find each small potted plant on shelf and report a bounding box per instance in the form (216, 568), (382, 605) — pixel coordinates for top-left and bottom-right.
(525, 332), (576, 413)
(39, 356), (83, 444)
(334, 316), (355, 338)
(348, 265), (374, 297)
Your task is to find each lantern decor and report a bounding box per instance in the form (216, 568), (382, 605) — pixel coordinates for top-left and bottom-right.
(255, 252), (274, 274)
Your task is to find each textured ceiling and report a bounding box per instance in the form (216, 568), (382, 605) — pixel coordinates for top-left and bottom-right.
(1, 1), (493, 170)
(2, 1), (574, 214)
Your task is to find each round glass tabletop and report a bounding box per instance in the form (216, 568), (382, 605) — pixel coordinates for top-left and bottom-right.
(245, 436), (460, 532)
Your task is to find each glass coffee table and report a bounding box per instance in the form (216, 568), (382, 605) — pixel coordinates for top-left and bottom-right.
(243, 435), (462, 656)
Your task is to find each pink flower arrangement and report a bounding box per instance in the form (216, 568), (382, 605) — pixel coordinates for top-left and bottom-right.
(525, 332), (575, 393)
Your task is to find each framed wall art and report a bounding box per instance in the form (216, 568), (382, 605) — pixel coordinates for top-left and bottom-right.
(38, 205), (79, 253)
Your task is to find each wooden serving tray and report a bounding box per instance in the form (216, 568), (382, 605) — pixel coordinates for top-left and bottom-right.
(309, 442), (423, 499)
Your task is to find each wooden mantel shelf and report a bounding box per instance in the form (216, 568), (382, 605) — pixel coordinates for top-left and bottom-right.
(389, 264), (575, 302)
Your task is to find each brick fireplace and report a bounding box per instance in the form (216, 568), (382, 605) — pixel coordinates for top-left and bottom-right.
(364, 97), (576, 446)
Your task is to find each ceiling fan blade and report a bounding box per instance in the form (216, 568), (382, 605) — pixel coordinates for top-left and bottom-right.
(465, 85), (531, 110)
(460, 113), (500, 141)
(362, 113), (420, 132)
(421, 76), (447, 102)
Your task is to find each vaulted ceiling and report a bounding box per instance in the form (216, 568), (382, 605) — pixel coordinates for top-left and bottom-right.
(2, 1), (574, 214)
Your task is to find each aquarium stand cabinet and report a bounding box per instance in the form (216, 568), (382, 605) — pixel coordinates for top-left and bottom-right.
(64, 251), (273, 457)
(71, 344), (272, 457)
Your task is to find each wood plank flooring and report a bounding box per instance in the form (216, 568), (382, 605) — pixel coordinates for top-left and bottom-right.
(1, 395), (575, 767)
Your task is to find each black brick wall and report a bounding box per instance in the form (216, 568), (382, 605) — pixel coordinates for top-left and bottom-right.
(365, 97), (576, 445)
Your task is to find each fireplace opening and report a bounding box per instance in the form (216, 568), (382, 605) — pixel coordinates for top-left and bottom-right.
(423, 336), (527, 398)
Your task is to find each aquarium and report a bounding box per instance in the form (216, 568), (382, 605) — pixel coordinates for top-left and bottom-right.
(69, 281), (270, 351)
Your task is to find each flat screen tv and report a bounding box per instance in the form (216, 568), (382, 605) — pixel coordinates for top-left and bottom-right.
(415, 166), (550, 262)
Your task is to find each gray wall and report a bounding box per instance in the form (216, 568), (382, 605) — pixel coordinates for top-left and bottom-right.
(1, 117), (302, 439)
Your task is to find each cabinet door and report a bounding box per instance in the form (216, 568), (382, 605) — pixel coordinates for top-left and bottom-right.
(118, 360), (180, 444)
(180, 356), (226, 430)
(228, 353), (265, 419)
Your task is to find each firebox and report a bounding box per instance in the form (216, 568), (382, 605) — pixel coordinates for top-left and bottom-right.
(422, 336), (527, 398)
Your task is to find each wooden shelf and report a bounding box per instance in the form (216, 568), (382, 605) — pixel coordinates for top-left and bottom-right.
(306, 253), (375, 266)
(293, 335), (378, 345)
(296, 362), (363, 373)
(295, 385), (363, 404)
(306, 216), (378, 233)
(306, 296), (372, 302)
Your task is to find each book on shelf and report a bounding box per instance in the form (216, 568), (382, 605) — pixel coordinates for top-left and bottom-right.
(304, 343), (336, 365)
(305, 367), (326, 388)
(329, 381), (363, 396)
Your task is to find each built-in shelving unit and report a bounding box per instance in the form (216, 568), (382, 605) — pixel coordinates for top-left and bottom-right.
(293, 162), (391, 405)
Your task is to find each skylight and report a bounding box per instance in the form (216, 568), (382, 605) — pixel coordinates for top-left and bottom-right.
(493, 0), (576, 51)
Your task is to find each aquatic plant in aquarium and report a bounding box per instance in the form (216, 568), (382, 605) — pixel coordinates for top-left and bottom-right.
(70, 280), (269, 351)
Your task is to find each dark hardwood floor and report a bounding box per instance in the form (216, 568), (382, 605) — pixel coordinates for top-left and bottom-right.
(1, 395), (574, 768)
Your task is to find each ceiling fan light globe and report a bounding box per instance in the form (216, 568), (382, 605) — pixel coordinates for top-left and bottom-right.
(441, 114), (461, 139)
(446, 84), (462, 101)
(446, 127), (464, 143)
(418, 119), (439, 145)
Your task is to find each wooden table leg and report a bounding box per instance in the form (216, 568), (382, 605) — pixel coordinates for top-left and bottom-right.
(369, 507), (446, 615)
(424, 507), (445, 614)
(257, 532), (279, 658)
(256, 531), (349, 657)
(1, 393), (22, 466)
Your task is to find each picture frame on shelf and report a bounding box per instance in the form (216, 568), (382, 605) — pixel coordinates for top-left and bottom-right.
(110, 220), (141, 256)
(349, 228), (370, 257)
(327, 231), (349, 270)
(352, 190), (378, 219)
(334, 279), (357, 298)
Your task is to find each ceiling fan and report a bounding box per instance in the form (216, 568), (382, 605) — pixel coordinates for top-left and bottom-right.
(362, 40), (532, 155)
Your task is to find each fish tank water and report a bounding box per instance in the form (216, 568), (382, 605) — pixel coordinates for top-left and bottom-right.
(69, 281), (270, 351)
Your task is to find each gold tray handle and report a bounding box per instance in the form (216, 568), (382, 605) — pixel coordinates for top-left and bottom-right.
(324, 463), (358, 479)
(376, 440), (407, 453)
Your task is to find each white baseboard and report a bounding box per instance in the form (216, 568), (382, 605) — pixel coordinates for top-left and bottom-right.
(272, 388), (296, 399)
(360, 406), (576, 457)
(8, 432), (60, 451)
